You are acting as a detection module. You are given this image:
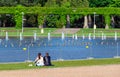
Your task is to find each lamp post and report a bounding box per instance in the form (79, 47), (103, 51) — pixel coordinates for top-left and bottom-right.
(87, 44), (94, 60)
(114, 42), (120, 58)
(27, 45), (30, 62)
(22, 12), (24, 33)
(22, 12), (26, 33)
(23, 45), (31, 62)
(0, 15), (2, 36)
(93, 12), (96, 35)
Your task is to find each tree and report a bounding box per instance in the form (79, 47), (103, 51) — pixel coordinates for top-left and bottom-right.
(0, 0), (17, 6)
(45, 0), (58, 7)
(89, 0), (113, 7)
(26, 14), (38, 27)
(56, 0), (62, 7)
(61, 0), (70, 8)
(70, 0), (89, 8)
(69, 0), (89, 28)
(109, 0), (120, 7)
(45, 14), (60, 28)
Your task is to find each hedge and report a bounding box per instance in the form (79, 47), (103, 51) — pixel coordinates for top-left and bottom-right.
(0, 6), (120, 28)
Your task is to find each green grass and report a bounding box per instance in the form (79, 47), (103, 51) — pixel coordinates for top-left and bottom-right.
(0, 28), (120, 37)
(0, 58), (120, 71)
(54, 58), (120, 67)
(0, 28), (57, 37)
(77, 28), (120, 37)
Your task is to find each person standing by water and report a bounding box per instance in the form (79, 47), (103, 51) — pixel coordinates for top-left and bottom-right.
(34, 53), (44, 66)
(44, 53), (52, 66)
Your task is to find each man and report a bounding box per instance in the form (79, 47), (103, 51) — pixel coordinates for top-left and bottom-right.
(44, 53), (52, 66)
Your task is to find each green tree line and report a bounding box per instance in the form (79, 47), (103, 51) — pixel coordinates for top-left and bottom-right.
(0, 0), (120, 28)
(0, 0), (119, 7)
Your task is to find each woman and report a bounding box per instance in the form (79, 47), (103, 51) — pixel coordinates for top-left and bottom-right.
(34, 53), (44, 66)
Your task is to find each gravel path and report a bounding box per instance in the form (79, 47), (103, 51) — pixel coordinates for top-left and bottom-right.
(0, 64), (120, 77)
(53, 28), (80, 34)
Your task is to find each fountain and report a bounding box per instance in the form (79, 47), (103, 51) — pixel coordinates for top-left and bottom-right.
(61, 32), (65, 40)
(75, 34), (78, 40)
(48, 32), (51, 41)
(0, 31), (120, 63)
(114, 32), (119, 58)
(104, 34), (106, 40)
(82, 34), (85, 40)
(20, 32), (23, 41)
(5, 32), (8, 41)
(41, 28), (44, 34)
(115, 32), (117, 41)
(88, 33), (91, 40)
(0, 39), (1, 44)
(93, 34), (95, 39)
(101, 32), (104, 40)
(34, 32), (37, 41)
(72, 34), (74, 39)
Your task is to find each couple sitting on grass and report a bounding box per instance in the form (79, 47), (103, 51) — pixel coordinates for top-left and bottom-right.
(34, 52), (52, 66)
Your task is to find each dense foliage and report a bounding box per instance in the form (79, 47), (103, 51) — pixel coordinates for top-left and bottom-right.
(0, 0), (120, 28)
(89, 0), (120, 7)
(0, 0), (119, 7)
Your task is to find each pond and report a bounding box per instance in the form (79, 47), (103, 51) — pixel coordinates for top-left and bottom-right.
(0, 36), (120, 63)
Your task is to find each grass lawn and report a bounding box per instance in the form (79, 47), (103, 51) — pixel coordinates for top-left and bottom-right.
(77, 28), (120, 37)
(0, 58), (120, 71)
(0, 28), (57, 37)
(0, 28), (120, 37)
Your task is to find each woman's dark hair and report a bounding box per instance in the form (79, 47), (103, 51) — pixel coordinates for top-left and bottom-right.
(38, 53), (41, 59)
